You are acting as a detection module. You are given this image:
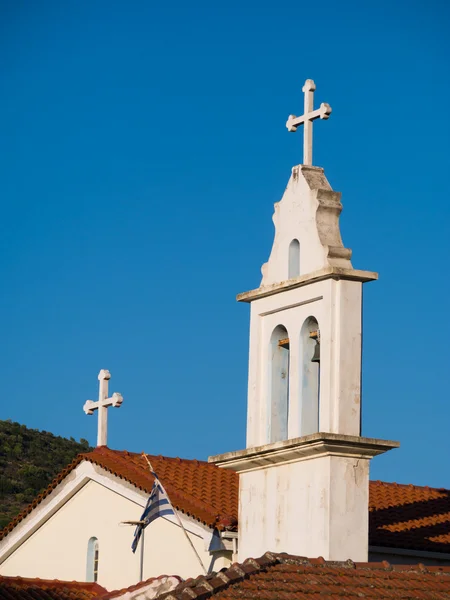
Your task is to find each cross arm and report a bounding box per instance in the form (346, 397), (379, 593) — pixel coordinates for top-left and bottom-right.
(83, 400), (97, 415)
(83, 393), (123, 415)
(110, 392), (124, 408)
(286, 103), (332, 132)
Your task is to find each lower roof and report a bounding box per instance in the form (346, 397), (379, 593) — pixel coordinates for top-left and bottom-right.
(5, 555), (450, 600)
(155, 551), (450, 599)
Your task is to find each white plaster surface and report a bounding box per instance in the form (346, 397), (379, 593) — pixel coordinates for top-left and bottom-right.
(260, 165), (353, 286)
(237, 454), (370, 562)
(211, 434), (398, 562)
(242, 164), (375, 447)
(245, 276), (365, 447)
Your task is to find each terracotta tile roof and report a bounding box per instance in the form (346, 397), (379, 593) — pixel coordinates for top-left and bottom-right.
(2, 447), (449, 557)
(0, 447), (239, 540)
(154, 552), (450, 599)
(369, 480), (450, 553)
(0, 575), (106, 600)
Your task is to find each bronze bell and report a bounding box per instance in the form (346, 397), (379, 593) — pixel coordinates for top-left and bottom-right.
(311, 340), (320, 363)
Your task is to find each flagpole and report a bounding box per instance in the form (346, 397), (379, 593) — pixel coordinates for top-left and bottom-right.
(139, 528), (145, 582)
(142, 453), (207, 576)
(119, 519), (146, 581)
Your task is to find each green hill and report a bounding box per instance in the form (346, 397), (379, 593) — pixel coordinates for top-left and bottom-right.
(0, 420), (92, 530)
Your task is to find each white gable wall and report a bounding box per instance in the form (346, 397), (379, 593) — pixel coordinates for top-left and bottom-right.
(1, 481), (140, 588)
(0, 463), (226, 590)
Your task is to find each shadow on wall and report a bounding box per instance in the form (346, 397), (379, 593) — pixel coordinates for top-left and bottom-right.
(299, 316), (320, 437)
(269, 325), (289, 443)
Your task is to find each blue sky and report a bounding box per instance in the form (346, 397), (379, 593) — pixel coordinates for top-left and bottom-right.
(1, 0), (449, 488)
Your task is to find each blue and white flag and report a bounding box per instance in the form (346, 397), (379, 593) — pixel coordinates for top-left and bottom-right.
(131, 474), (175, 553)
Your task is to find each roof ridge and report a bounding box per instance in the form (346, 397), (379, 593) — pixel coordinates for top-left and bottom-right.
(370, 479), (450, 493)
(111, 449), (210, 466)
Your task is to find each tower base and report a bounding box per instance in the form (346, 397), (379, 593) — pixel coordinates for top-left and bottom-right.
(209, 433), (399, 562)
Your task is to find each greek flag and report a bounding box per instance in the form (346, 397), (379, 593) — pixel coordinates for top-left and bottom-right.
(131, 474), (175, 553)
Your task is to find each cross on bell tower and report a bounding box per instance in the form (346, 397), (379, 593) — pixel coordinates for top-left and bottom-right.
(83, 369), (123, 447)
(286, 79), (332, 166)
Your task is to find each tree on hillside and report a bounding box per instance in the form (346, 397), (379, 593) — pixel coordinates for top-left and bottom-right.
(0, 420), (92, 529)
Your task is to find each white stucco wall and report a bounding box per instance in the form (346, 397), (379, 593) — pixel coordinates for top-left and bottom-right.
(246, 277), (364, 448)
(0, 479), (222, 590)
(260, 165), (353, 285)
(237, 454), (369, 562)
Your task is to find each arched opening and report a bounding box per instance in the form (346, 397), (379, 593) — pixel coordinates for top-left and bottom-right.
(86, 537), (99, 582)
(269, 325), (289, 443)
(288, 239), (300, 278)
(299, 317), (320, 436)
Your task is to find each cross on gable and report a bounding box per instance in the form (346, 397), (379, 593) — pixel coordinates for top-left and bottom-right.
(83, 369), (123, 447)
(286, 79), (332, 166)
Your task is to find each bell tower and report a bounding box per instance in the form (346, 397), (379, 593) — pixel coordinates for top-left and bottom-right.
(210, 80), (399, 562)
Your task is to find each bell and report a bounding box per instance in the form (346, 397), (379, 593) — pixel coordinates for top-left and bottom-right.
(311, 340), (320, 363)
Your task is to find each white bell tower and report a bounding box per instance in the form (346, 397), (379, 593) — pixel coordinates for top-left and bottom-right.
(210, 80), (399, 563)
(242, 161), (376, 447)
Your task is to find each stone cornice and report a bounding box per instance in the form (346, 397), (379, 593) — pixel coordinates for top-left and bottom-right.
(237, 267), (378, 303)
(209, 433), (399, 473)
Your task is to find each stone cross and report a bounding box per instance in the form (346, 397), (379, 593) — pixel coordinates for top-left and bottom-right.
(286, 79), (332, 166)
(83, 369), (123, 447)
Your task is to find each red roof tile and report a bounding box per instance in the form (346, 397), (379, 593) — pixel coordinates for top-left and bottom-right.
(0, 575), (106, 600)
(369, 480), (450, 552)
(0, 447), (239, 540)
(2, 448), (449, 556)
(154, 552), (450, 599)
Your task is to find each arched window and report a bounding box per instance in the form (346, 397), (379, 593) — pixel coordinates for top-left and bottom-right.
(288, 239), (300, 278)
(299, 317), (320, 436)
(269, 325), (290, 443)
(86, 537), (99, 582)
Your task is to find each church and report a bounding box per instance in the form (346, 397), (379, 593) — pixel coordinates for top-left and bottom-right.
(1, 80), (450, 599)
